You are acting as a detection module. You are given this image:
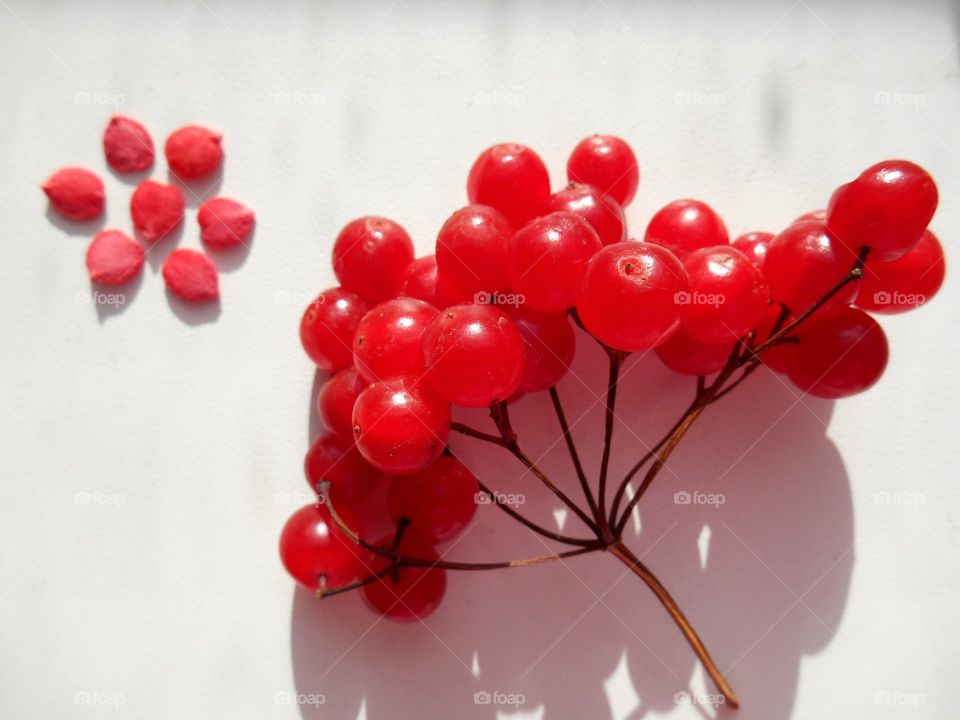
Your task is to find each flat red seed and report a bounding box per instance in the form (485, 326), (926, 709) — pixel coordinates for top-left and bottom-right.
(42, 167), (105, 221)
(165, 125), (223, 180)
(85, 229), (145, 285)
(162, 248), (219, 302)
(197, 197), (255, 249)
(103, 115), (154, 173)
(130, 180), (184, 242)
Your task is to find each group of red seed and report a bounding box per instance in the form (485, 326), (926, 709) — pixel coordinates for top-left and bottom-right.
(42, 116), (255, 303)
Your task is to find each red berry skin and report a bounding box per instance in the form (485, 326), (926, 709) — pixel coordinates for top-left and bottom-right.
(332, 217), (415, 305)
(507, 211), (602, 312)
(161, 248), (219, 302)
(421, 304), (525, 408)
(102, 115), (154, 173)
(164, 125), (223, 180)
(680, 246), (770, 344)
(197, 197), (255, 249)
(467, 143), (550, 228)
(566, 135), (640, 208)
(362, 533), (446, 621)
(509, 307), (576, 393)
(353, 297), (439, 383)
(785, 307), (888, 399)
(42, 167), (105, 221)
(85, 230), (144, 285)
(352, 377), (450, 474)
(436, 205), (513, 295)
(279, 503), (372, 591)
(751, 304), (796, 374)
(732, 231), (774, 269)
(548, 183), (627, 246)
(576, 242), (689, 352)
(655, 326), (734, 376)
(387, 456), (479, 543)
(130, 180), (185, 242)
(826, 160), (938, 262)
(855, 229), (946, 314)
(300, 288), (369, 372)
(304, 431), (383, 505)
(317, 368), (367, 440)
(645, 199), (729, 258)
(399, 255), (469, 309)
(763, 220), (858, 315)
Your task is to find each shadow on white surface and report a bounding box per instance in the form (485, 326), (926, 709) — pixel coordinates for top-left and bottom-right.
(143, 222), (185, 272)
(290, 329), (853, 720)
(92, 274), (143, 323)
(207, 226), (255, 273)
(163, 288), (221, 325)
(44, 204), (106, 237)
(166, 167), (223, 209)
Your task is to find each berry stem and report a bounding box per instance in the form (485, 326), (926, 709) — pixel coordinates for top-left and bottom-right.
(597, 349), (626, 542)
(549, 386), (601, 526)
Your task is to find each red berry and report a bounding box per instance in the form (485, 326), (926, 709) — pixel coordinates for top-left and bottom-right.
(793, 209), (826, 224)
(421, 304), (525, 407)
(435, 205), (513, 295)
(332, 217), (414, 305)
(317, 368), (367, 440)
(655, 326), (733, 376)
(750, 304), (797, 374)
(467, 143), (550, 228)
(353, 297), (439, 383)
(566, 135), (640, 207)
(362, 533), (446, 621)
(762, 220), (858, 315)
(855, 229), (945, 314)
(679, 246), (770, 344)
(387, 456), (479, 543)
(102, 115), (154, 173)
(785, 307), (888, 398)
(300, 288), (368, 372)
(352, 377), (450, 474)
(197, 197), (255, 249)
(576, 242), (688, 352)
(164, 125), (223, 180)
(548, 183), (627, 246)
(304, 431), (382, 505)
(731, 231), (774, 268)
(509, 307), (576, 393)
(399, 255), (469, 309)
(42, 167), (104, 221)
(130, 180), (185, 242)
(507, 211), (602, 312)
(279, 503), (372, 591)
(161, 248), (218, 302)
(645, 199), (729, 258)
(85, 230), (144, 285)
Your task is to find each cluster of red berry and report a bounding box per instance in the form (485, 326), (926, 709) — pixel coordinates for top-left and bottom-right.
(280, 135), (943, 702)
(43, 116), (255, 303)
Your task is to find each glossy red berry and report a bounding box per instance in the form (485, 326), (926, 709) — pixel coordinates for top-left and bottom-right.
(165, 125), (223, 180)
(645, 199), (729, 258)
(576, 242), (688, 352)
(731, 231), (774, 269)
(387, 456), (479, 543)
(436, 205), (513, 295)
(352, 377), (450, 474)
(467, 143), (550, 228)
(353, 297), (439, 383)
(855, 229), (945, 314)
(42, 167), (105, 221)
(566, 135), (639, 207)
(509, 307), (576, 393)
(548, 183), (627, 246)
(317, 368), (368, 440)
(785, 307), (888, 398)
(332, 217), (415, 305)
(85, 230), (144, 285)
(826, 160), (938, 262)
(762, 221), (858, 315)
(279, 503), (372, 591)
(362, 533), (446, 621)
(655, 326), (734, 376)
(507, 211), (602, 312)
(304, 432), (382, 505)
(421, 304), (525, 407)
(103, 115), (154, 173)
(299, 288), (368, 372)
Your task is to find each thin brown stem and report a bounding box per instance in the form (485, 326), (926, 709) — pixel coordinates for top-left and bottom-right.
(597, 350), (625, 541)
(476, 479), (598, 547)
(549, 386), (600, 524)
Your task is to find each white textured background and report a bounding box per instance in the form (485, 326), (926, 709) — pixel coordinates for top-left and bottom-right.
(1, 1), (959, 719)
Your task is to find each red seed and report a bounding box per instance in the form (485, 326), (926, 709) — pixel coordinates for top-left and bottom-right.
(162, 249), (219, 302)
(130, 180), (184, 242)
(85, 229), (145, 285)
(42, 167), (104, 221)
(165, 125), (223, 180)
(197, 197), (255, 249)
(103, 115), (154, 173)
